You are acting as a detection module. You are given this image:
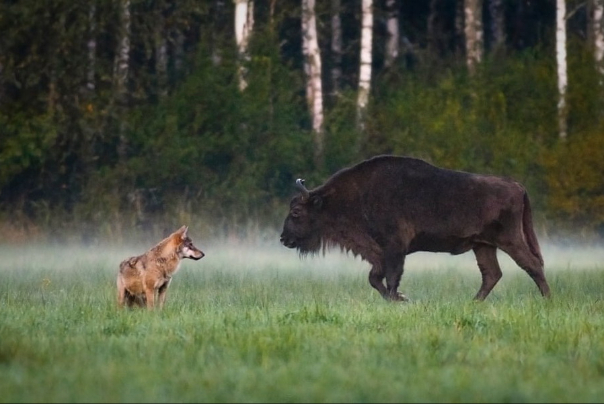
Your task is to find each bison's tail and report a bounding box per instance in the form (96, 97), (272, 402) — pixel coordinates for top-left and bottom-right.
(522, 192), (544, 267)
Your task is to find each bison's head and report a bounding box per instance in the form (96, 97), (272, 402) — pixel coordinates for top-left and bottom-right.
(280, 178), (324, 255)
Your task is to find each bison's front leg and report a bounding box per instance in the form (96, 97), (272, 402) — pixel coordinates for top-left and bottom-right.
(368, 264), (389, 299)
(368, 254), (409, 302)
(384, 252), (409, 302)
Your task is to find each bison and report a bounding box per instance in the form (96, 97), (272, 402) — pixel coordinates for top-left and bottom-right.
(279, 154), (551, 301)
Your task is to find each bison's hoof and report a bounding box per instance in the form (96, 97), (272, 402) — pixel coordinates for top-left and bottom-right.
(388, 292), (410, 302)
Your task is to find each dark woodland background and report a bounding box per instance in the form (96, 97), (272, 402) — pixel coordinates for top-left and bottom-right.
(1, 0), (603, 244)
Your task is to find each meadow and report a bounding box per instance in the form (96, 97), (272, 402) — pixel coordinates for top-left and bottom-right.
(1, 237), (603, 403)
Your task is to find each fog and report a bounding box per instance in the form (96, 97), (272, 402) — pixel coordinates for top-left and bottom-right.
(0, 235), (602, 275)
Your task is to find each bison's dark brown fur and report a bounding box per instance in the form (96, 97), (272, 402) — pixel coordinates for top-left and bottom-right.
(279, 155), (551, 301)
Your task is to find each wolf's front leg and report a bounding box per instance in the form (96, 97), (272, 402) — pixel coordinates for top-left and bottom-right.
(157, 279), (172, 308)
(145, 290), (156, 309)
(144, 280), (157, 309)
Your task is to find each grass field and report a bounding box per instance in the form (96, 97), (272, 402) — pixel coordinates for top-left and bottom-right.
(1, 238), (603, 403)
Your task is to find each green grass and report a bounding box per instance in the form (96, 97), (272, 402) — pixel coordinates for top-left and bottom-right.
(1, 241), (603, 403)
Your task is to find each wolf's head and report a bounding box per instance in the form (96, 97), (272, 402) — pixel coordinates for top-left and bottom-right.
(173, 225), (205, 260)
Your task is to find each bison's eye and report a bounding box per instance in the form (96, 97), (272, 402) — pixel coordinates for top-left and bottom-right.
(291, 207), (302, 218)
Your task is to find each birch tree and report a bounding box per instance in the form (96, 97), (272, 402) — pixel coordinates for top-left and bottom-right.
(427, 0), (440, 56)
(86, 3), (96, 94)
(489, 0), (505, 53)
(171, 3), (187, 75)
(155, 0), (168, 99)
(455, 0), (465, 55)
(556, 0), (568, 139)
(331, 0), (342, 95)
(464, 0), (483, 75)
(114, 0), (131, 161)
(302, 0), (324, 167)
(211, 0), (227, 65)
(593, 0), (604, 85)
(234, 0), (254, 91)
(357, 0), (373, 135)
(384, 0), (399, 68)
(0, 62), (3, 106)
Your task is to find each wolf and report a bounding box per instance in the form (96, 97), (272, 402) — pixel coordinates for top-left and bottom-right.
(117, 225), (205, 309)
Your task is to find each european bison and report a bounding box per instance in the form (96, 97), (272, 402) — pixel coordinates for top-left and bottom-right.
(279, 155), (551, 301)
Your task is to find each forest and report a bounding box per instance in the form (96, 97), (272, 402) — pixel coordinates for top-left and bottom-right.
(1, 0), (604, 244)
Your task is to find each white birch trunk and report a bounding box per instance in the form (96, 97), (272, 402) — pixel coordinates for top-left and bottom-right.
(557, 0), (568, 139)
(384, 0), (399, 68)
(302, 0), (312, 109)
(357, 0), (373, 134)
(114, 0), (130, 104)
(593, 0), (604, 84)
(156, 1), (168, 99)
(331, 0), (342, 95)
(212, 0), (226, 65)
(113, 0), (131, 161)
(173, 29), (185, 74)
(428, 0), (438, 54)
(0, 62), (3, 105)
(464, 0), (483, 75)
(234, 0), (254, 91)
(87, 4), (96, 93)
(302, 0), (324, 166)
(489, 0), (505, 52)
(455, 0), (465, 55)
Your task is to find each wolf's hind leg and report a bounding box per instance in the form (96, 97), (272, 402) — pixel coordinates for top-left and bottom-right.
(117, 277), (127, 307)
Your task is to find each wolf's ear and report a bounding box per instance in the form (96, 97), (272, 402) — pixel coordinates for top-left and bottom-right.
(177, 225), (188, 239)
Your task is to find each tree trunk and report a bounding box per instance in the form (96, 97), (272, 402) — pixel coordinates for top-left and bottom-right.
(489, 0), (505, 53)
(211, 0), (226, 66)
(113, 0), (131, 162)
(357, 0), (373, 138)
(86, 3), (96, 94)
(593, 0), (604, 85)
(302, 0), (324, 168)
(155, 0), (168, 99)
(173, 28), (185, 75)
(331, 0), (342, 95)
(0, 62), (4, 107)
(464, 0), (483, 76)
(427, 0), (439, 56)
(384, 0), (399, 68)
(556, 0), (568, 139)
(455, 0), (465, 56)
(235, 0), (254, 91)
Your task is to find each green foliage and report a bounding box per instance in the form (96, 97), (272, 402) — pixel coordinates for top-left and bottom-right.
(364, 50), (559, 212)
(0, 113), (57, 193)
(541, 128), (604, 235)
(1, 1), (604, 240)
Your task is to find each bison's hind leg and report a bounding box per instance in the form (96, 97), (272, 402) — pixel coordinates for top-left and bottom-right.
(473, 244), (503, 301)
(500, 243), (551, 298)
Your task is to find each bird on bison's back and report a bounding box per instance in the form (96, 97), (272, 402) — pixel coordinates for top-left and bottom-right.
(279, 154), (551, 302)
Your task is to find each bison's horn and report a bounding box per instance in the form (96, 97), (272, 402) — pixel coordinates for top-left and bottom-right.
(295, 178), (310, 199)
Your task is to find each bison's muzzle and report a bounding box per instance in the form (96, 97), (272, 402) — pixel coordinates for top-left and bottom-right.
(279, 234), (297, 249)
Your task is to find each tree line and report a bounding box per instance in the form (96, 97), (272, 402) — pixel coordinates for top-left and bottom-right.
(1, 0), (603, 243)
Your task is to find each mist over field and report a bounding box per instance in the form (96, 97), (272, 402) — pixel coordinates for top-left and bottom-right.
(2, 230), (602, 278)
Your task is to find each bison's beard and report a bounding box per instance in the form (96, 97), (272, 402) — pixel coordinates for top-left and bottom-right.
(293, 234), (323, 257)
